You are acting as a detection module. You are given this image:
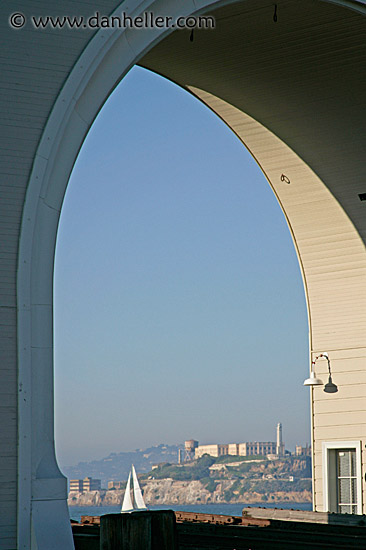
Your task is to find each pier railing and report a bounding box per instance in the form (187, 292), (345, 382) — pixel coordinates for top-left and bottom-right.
(72, 508), (366, 549)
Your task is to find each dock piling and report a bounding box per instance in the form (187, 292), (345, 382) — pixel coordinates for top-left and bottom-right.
(100, 510), (178, 550)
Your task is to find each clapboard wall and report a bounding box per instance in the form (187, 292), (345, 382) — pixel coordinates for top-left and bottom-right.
(1, 0), (366, 547)
(0, 2), (116, 547)
(182, 88), (366, 512)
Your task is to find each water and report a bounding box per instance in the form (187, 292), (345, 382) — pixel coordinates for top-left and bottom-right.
(69, 502), (312, 523)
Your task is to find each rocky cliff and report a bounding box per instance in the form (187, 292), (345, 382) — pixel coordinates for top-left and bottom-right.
(68, 478), (311, 506)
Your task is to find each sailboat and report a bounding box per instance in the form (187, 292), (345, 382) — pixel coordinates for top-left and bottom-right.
(121, 464), (147, 512)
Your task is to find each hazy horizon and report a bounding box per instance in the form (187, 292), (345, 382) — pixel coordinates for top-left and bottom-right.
(61, 433), (310, 468)
(54, 66), (310, 468)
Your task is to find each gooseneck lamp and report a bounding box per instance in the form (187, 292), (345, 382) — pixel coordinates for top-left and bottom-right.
(303, 352), (338, 393)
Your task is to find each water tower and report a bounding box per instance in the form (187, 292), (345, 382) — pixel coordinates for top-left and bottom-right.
(184, 440), (199, 462)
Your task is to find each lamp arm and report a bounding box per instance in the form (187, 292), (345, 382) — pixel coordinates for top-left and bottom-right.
(313, 353), (332, 375)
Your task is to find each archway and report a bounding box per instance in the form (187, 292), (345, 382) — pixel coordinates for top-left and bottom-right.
(54, 64), (310, 490)
(11, 0), (366, 547)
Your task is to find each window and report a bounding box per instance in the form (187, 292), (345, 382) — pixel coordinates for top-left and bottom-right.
(323, 441), (362, 515)
(337, 450), (358, 514)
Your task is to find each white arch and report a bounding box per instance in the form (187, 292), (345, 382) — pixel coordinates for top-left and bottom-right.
(17, 2), (219, 545)
(16, 0), (366, 547)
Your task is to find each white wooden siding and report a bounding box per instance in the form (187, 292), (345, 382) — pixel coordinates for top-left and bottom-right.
(1, 0), (366, 546)
(0, 1), (117, 546)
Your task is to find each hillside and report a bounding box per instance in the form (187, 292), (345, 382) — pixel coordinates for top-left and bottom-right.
(62, 443), (181, 486)
(68, 454), (312, 506)
(142, 454), (312, 503)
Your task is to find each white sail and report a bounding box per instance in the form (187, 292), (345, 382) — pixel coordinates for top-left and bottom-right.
(132, 464), (147, 510)
(121, 472), (133, 512)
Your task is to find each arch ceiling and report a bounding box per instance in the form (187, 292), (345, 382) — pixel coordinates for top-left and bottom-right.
(0, 0), (365, 548)
(140, 0), (366, 244)
(139, 0), (366, 521)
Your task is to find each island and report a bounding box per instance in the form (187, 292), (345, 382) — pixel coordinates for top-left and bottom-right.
(68, 454), (312, 506)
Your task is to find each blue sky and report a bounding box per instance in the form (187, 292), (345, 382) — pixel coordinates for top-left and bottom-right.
(54, 65), (310, 467)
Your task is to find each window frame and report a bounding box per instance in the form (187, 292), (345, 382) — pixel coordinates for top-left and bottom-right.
(322, 441), (362, 515)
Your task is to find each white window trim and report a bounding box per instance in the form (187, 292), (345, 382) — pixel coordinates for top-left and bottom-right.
(322, 441), (362, 515)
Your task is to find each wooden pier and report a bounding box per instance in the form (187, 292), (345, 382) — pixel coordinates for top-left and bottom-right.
(72, 508), (366, 549)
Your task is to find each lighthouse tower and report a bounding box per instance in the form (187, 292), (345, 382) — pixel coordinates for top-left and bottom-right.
(276, 423), (285, 456)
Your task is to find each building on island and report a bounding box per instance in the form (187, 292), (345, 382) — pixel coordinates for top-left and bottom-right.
(69, 479), (83, 493)
(108, 481), (124, 489)
(295, 444), (311, 457)
(228, 444), (239, 455)
(195, 444), (229, 459)
(195, 441), (277, 459)
(238, 441), (277, 456)
(194, 424), (283, 459)
(69, 477), (101, 493)
(82, 477), (101, 491)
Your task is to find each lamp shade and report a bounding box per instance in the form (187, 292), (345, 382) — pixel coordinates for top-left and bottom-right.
(303, 371), (323, 386)
(324, 375), (338, 393)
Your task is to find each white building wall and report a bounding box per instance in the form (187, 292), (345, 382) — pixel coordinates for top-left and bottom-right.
(1, 0), (366, 547)
(195, 445), (220, 458)
(228, 444), (239, 455)
(185, 89), (366, 512)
